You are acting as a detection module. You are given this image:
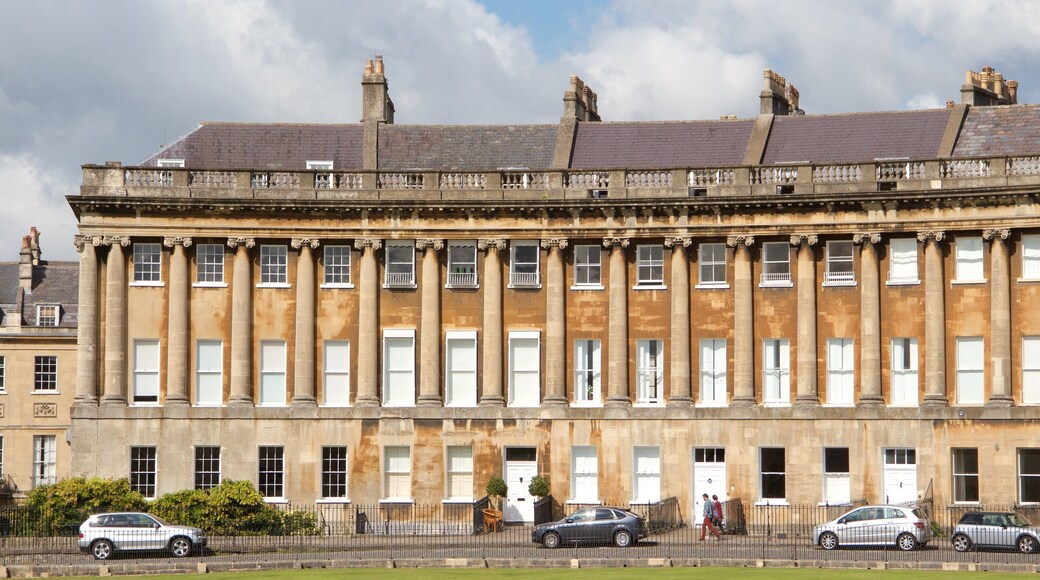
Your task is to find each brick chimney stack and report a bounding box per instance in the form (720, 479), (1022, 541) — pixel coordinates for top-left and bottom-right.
(362, 54), (395, 123)
(29, 226), (40, 264)
(962, 66), (1018, 106)
(761, 69), (804, 115)
(563, 76), (600, 121)
(19, 232), (32, 292)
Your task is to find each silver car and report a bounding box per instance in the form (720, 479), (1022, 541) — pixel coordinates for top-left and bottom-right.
(78, 512), (207, 560)
(952, 511), (1040, 553)
(813, 505), (930, 551)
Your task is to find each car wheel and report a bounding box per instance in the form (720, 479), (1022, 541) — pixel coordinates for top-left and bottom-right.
(952, 533), (972, 552)
(169, 537), (193, 558)
(614, 529), (633, 547)
(542, 532), (560, 549)
(1018, 535), (1038, 554)
(897, 532), (918, 551)
(91, 539), (113, 560)
(819, 532), (838, 550)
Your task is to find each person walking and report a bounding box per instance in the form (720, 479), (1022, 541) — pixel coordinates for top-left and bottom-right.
(712, 494), (724, 532)
(698, 493), (722, 541)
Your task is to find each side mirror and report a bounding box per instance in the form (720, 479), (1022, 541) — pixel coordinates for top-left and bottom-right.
(837, 518), (847, 525)
(564, 518), (574, 524)
(154, 523), (161, 530)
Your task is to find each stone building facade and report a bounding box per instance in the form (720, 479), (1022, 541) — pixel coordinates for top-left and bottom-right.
(69, 60), (1040, 521)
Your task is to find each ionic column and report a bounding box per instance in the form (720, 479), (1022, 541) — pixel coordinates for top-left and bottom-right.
(228, 237), (255, 406)
(985, 228), (1013, 407)
(728, 235), (756, 406)
(74, 235), (101, 404)
(479, 239), (506, 406)
(665, 236), (693, 406)
(101, 236), (130, 406)
(542, 238), (569, 407)
(793, 234), (820, 406)
(604, 237), (631, 407)
(355, 239), (382, 407)
(919, 231), (948, 407)
(854, 233), (883, 406)
(292, 238), (319, 407)
(164, 236), (192, 407)
(417, 239), (444, 407)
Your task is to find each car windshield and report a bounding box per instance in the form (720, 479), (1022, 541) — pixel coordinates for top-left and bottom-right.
(1009, 513), (1033, 527)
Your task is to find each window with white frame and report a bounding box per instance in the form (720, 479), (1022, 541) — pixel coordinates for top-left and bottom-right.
(956, 336), (984, 405)
(823, 448), (850, 504)
(323, 340), (350, 406)
(1024, 235), (1040, 280)
(259, 340), (287, 406)
(133, 243), (162, 283)
(574, 245), (601, 286)
(132, 339), (160, 404)
(306, 160), (334, 170)
(258, 446), (284, 499)
(761, 242), (791, 285)
(763, 339), (790, 405)
(891, 338), (919, 406)
(446, 445), (474, 500)
(383, 330), (416, 406)
(384, 446), (411, 500)
(157, 158), (184, 168)
(888, 238), (919, 283)
(447, 241), (478, 287)
(0, 355), (4, 392)
(508, 331), (540, 407)
(323, 245), (351, 286)
(955, 236), (984, 281)
(825, 241), (855, 284)
(196, 244), (224, 284)
(826, 338), (854, 406)
(130, 446), (157, 498)
(760, 447), (786, 502)
(195, 340), (223, 406)
(260, 245), (288, 285)
(1020, 449), (1040, 504)
(636, 245), (664, 286)
(952, 448), (979, 503)
(699, 339), (726, 406)
(509, 242), (540, 287)
(574, 339), (601, 405)
(636, 339), (664, 405)
(699, 243), (726, 286)
(632, 446), (661, 503)
(1024, 337), (1040, 404)
(36, 304), (59, 326)
(385, 241), (415, 287)
(571, 446), (598, 503)
(321, 446), (349, 500)
(34, 355), (57, 392)
(0, 435), (4, 477)
(445, 331), (477, 406)
(33, 435), (56, 488)
(194, 446), (221, 490)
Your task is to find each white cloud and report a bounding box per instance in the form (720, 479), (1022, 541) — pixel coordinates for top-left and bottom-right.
(0, 154), (78, 263)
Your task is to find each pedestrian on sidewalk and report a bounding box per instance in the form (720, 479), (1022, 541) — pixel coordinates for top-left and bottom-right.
(712, 494), (724, 532)
(698, 493), (722, 541)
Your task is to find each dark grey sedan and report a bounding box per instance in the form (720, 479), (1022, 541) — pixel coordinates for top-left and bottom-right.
(532, 507), (648, 548)
(952, 511), (1040, 553)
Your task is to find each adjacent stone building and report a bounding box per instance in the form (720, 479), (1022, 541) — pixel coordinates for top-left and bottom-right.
(68, 60), (1040, 521)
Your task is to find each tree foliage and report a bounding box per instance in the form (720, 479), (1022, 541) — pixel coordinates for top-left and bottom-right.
(23, 477), (147, 535)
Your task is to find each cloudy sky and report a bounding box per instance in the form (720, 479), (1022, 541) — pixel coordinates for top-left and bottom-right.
(2, 0), (1038, 262)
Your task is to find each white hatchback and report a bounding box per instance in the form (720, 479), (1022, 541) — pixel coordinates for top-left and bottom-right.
(813, 505), (931, 551)
(78, 512), (207, 560)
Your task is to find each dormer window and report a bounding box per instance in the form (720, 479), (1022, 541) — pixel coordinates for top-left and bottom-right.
(306, 161), (334, 170)
(37, 304), (60, 327)
(157, 159), (185, 168)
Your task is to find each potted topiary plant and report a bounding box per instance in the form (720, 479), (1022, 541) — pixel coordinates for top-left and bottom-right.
(528, 475), (550, 499)
(483, 477), (508, 532)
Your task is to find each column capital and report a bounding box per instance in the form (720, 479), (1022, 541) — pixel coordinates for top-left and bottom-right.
(101, 236), (130, 247)
(478, 238), (506, 251)
(163, 236), (193, 248)
(852, 232), (881, 246)
(354, 238), (382, 251)
(664, 236), (692, 248)
(227, 237), (255, 249)
(415, 239), (444, 251)
(790, 234), (818, 246)
(291, 238), (321, 249)
(602, 237), (630, 249)
(916, 230), (945, 243)
(726, 235), (755, 248)
(540, 238), (569, 250)
(73, 235), (103, 252)
(983, 228), (1011, 241)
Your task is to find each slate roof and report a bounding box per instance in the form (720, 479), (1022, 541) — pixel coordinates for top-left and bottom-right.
(377, 125), (558, 171)
(952, 104), (1040, 157)
(0, 262), (79, 328)
(569, 120), (754, 169)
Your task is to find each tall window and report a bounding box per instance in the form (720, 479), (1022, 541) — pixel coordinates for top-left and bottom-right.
(508, 331), (540, 407)
(133, 243), (161, 283)
(571, 446), (598, 503)
(574, 245), (602, 286)
(323, 245), (351, 286)
(130, 446), (157, 498)
(763, 339), (790, 405)
(195, 340), (223, 406)
(955, 236), (984, 281)
(385, 241), (415, 287)
(445, 331), (477, 406)
(258, 446), (285, 499)
(1024, 234), (1040, 280)
(0, 355), (5, 392)
(383, 330), (416, 406)
(1024, 337), (1040, 404)
(259, 340), (287, 406)
(632, 446), (661, 503)
(760, 448), (786, 501)
(956, 337), (984, 405)
(446, 445), (474, 500)
(323, 340), (350, 406)
(194, 446), (221, 490)
(699, 339), (726, 406)
(574, 339), (601, 405)
(636, 245), (664, 285)
(636, 339), (664, 405)
(823, 448), (850, 504)
(447, 241), (477, 287)
(888, 238), (919, 283)
(1020, 449), (1040, 504)
(384, 446), (411, 500)
(952, 448), (979, 503)
(36, 304), (59, 326)
(826, 338), (854, 406)
(0, 435), (4, 477)
(761, 242), (791, 285)
(132, 339), (160, 404)
(196, 244), (224, 284)
(825, 241), (854, 284)
(32, 435), (56, 488)
(698, 243), (726, 286)
(34, 355), (57, 392)
(260, 245), (288, 285)
(321, 446), (349, 500)
(509, 242), (540, 287)
(891, 338), (918, 406)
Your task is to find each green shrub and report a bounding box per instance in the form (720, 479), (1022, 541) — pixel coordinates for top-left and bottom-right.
(24, 477), (146, 535)
(527, 475), (550, 498)
(149, 488), (213, 529)
(149, 480), (320, 536)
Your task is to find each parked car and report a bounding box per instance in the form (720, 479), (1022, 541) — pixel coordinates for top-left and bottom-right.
(532, 507), (648, 548)
(812, 505), (930, 551)
(952, 511), (1040, 553)
(79, 512), (207, 560)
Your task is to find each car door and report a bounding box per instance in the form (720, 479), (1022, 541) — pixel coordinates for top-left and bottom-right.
(836, 508), (870, 544)
(991, 514), (1016, 548)
(591, 508), (618, 543)
(130, 513), (164, 550)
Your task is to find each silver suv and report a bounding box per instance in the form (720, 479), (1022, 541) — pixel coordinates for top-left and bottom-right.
(78, 512), (207, 560)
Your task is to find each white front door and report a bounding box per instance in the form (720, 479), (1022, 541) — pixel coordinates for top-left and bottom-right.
(504, 447), (537, 523)
(692, 448), (726, 519)
(882, 448), (917, 504)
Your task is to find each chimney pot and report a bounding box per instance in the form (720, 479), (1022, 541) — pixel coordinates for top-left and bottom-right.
(365, 59), (374, 75)
(375, 54), (384, 74)
(946, 99), (955, 108)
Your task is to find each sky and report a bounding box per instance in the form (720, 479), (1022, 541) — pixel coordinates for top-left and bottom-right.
(1, 0), (1039, 262)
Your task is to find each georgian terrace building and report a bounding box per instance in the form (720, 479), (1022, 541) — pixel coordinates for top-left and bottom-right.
(69, 60), (1040, 521)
